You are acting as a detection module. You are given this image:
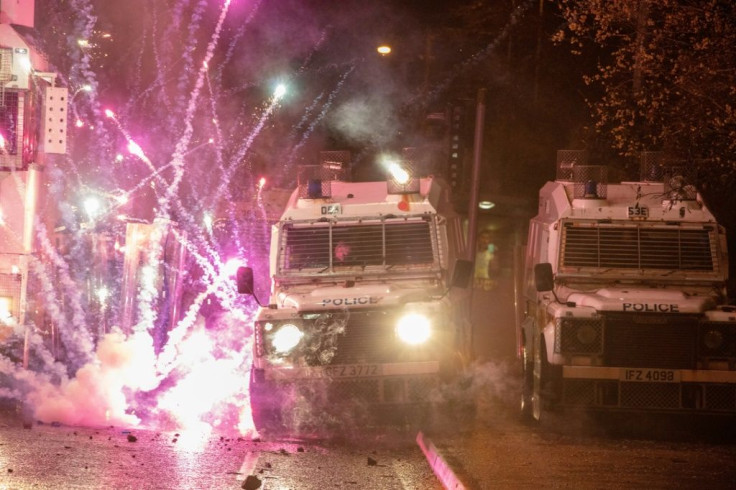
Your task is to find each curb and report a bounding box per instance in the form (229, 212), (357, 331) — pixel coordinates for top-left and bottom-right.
(416, 431), (467, 490)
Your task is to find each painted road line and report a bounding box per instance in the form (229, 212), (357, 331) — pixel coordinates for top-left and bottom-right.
(416, 431), (466, 490)
(236, 450), (260, 482)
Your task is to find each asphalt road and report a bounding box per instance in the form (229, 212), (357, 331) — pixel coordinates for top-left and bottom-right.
(0, 408), (440, 489)
(430, 397), (736, 489)
(1, 377), (735, 489)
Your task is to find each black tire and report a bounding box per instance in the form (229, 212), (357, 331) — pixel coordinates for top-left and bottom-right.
(533, 338), (563, 423)
(520, 346), (535, 423)
(249, 373), (285, 436)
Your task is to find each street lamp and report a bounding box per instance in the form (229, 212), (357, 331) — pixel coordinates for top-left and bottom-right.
(377, 44), (392, 56)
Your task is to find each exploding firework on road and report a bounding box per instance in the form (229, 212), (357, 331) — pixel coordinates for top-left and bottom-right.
(0, 0), (476, 435)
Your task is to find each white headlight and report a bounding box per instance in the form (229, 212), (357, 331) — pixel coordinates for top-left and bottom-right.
(396, 313), (431, 345)
(272, 323), (303, 353)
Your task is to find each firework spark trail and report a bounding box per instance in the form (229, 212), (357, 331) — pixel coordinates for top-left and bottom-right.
(151, 321), (252, 432)
(157, 291), (211, 372)
(131, 246), (163, 335)
(204, 71), (224, 161)
(104, 112), (174, 219)
(107, 142), (228, 333)
(131, 219), (237, 372)
(408, 0), (533, 112)
(104, 111), (201, 215)
(105, 108), (216, 246)
(126, 4), (179, 117)
(121, 138), (214, 204)
(148, 6), (176, 112)
(31, 223), (96, 366)
(222, 80), (260, 99)
(206, 56), (249, 272)
(175, 0), (208, 106)
(165, 0), (233, 215)
(182, 69), (224, 208)
(68, 0), (99, 88)
(155, 281), (248, 378)
(126, 4), (150, 106)
(26, 174), (94, 348)
(215, 0), (264, 85)
(290, 92), (325, 137)
(6, 311), (67, 382)
(125, 2), (192, 117)
(127, 214), (219, 343)
(4, 1), (267, 435)
(211, 92), (284, 210)
(297, 27), (330, 74)
(103, 122), (227, 310)
(288, 65), (356, 165)
(255, 180), (269, 241)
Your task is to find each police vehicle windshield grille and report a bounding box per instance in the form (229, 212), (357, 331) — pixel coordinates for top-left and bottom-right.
(281, 218), (436, 271)
(561, 223), (718, 272)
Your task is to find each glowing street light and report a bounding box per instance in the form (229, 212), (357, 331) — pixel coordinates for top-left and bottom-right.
(377, 45), (392, 55)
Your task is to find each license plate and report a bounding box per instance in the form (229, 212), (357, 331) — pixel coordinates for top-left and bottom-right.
(620, 368), (680, 383)
(323, 364), (380, 378)
(321, 203), (342, 215)
(628, 206), (648, 218)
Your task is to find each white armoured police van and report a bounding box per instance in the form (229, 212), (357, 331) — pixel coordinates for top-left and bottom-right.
(237, 163), (473, 433)
(519, 151), (736, 421)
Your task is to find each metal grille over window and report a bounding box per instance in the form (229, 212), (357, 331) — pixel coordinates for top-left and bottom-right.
(0, 48), (12, 104)
(297, 165), (345, 199)
(556, 149), (588, 181)
(319, 150), (351, 180)
(561, 223), (717, 272)
(280, 218), (436, 272)
(0, 92), (19, 155)
(640, 151), (665, 182)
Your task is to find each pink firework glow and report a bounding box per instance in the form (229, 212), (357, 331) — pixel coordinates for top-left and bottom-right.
(2, 0), (273, 437)
(6, 0), (433, 439)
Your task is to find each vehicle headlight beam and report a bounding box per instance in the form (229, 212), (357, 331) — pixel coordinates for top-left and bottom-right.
(396, 313), (431, 345)
(271, 323), (304, 353)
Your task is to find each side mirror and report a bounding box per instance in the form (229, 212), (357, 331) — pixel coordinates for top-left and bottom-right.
(451, 259), (474, 289)
(236, 266), (254, 295)
(534, 263), (554, 292)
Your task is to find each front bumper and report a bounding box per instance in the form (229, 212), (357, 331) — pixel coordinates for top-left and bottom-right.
(261, 360), (440, 381)
(561, 366), (736, 412)
(252, 361), (441, 406)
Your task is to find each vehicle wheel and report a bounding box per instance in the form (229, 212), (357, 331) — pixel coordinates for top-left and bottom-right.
(531, 338), (561, 423)
(249, 374), (284, 437)
(250, 402), (283, 437)
(520, 346), (535, 423)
